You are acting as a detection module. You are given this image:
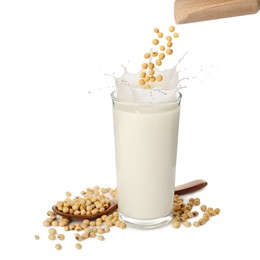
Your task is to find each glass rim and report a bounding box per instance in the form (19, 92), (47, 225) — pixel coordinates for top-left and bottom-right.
(111, 90), (182, 106)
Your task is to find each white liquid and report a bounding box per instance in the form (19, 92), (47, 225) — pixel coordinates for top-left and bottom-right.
(111, 55), (185, 225)
(113, 100), (180, 220)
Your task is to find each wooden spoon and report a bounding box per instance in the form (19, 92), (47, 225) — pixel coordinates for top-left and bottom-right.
(52, 179), (207, 220)
(174, 0), (260, 24)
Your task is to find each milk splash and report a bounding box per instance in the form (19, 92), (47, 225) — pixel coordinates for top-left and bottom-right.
(112, 53), (188, 104)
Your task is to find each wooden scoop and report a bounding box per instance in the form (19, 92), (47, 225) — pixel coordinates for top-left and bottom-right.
(52, 179), (207, 220)
(174, 0), (260, 24)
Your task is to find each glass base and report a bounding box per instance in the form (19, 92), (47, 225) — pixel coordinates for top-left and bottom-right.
(119, 212), (172, 229)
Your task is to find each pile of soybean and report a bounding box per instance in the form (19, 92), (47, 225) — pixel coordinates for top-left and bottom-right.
(35, 186), (220, 250)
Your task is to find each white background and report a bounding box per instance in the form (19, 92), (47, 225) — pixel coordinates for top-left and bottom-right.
(1, 0), (260, 259)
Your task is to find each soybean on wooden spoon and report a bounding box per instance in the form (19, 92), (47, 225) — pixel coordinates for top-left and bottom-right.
(52, 179), (207, 220)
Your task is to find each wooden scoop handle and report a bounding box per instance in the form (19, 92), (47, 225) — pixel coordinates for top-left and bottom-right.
(174, 0), (260, 24)
(174, 179), (207, 195)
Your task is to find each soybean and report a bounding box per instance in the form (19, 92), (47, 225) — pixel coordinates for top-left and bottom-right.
(144, 53), (150, 59)
(156, 59), (162, 66)
(142, 63), (148, 69)
(75, 243), (82, 249)
(158, 32), (163, 38)
(157, 75), (163, 82)
(57, 234), (65, 240)
(98, 235), (105, 241)
(169, 25), (175, 32)
(166, 48), (173, 55)
(55, 244), (62, 250)
(172, 220), (181, 228)
(65, 191), (72, 197)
